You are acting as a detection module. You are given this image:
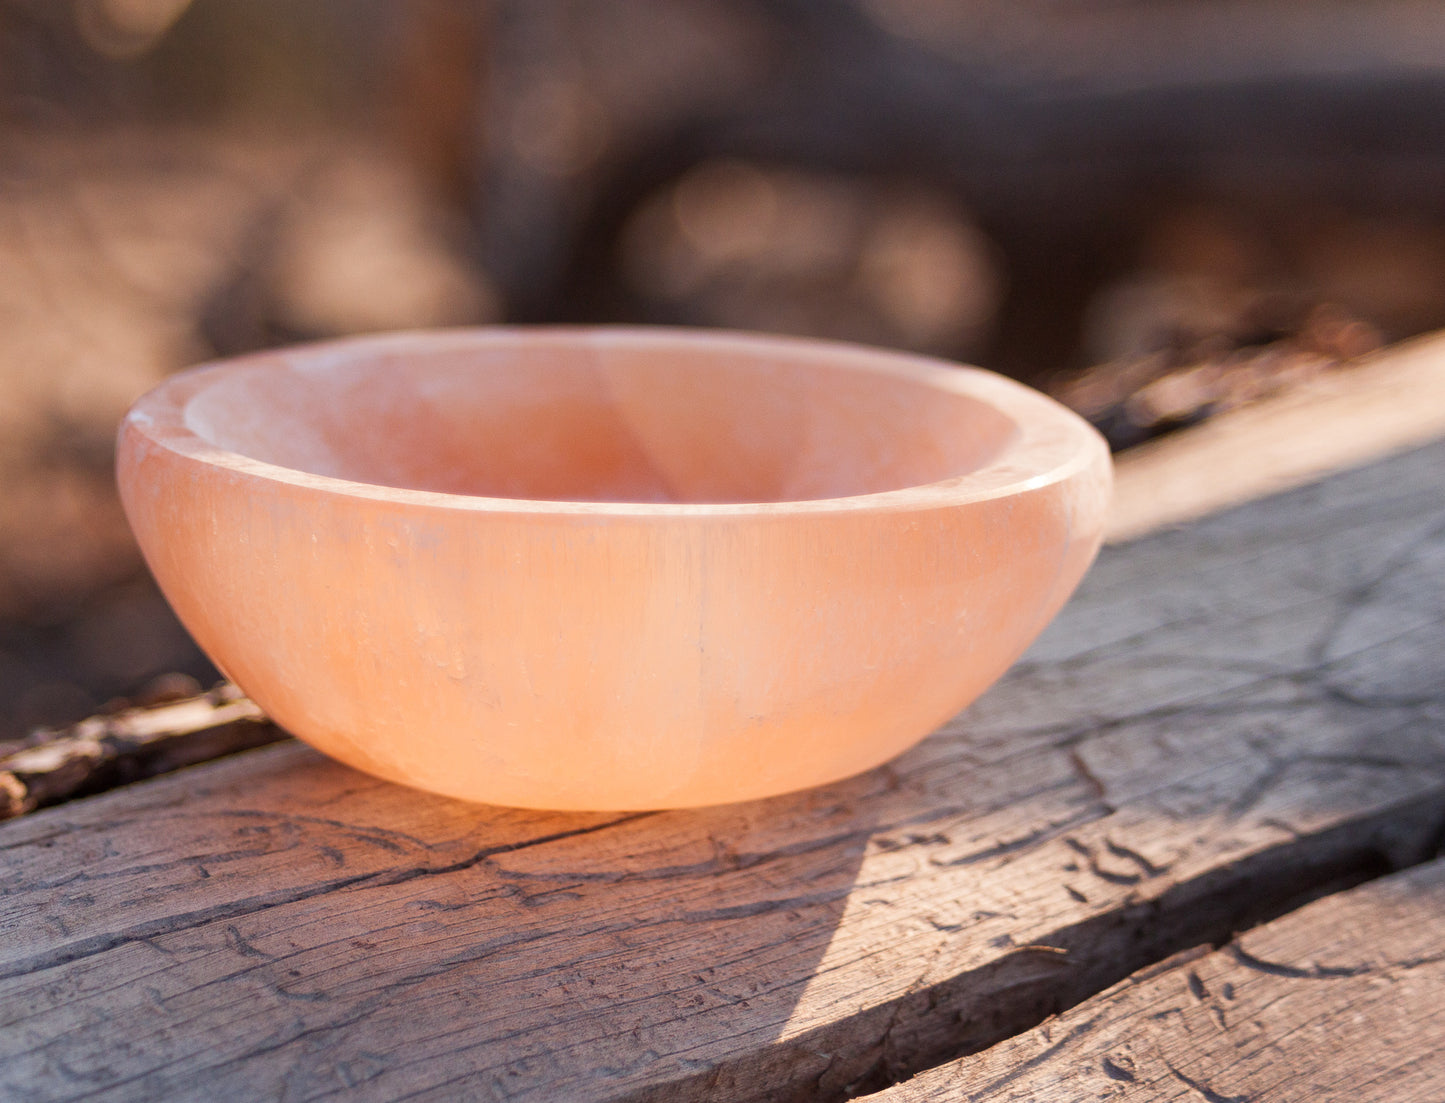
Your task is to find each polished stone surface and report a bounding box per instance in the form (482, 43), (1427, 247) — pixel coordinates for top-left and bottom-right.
(118, 328), (1110, 808)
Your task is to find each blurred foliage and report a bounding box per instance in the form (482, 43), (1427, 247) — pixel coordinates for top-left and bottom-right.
(1, 0), (393, 125)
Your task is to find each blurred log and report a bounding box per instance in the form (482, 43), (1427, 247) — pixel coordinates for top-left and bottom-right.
(1108, 327), (1445, 542)
(481, 0), (1445, 374)
(389, 0), (491, 211)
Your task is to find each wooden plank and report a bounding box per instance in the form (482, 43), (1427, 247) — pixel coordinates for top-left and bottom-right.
(1107, 328), (1445, 542)
(874, 856), (1445, 1102)
(1, 440), (1444, 1102)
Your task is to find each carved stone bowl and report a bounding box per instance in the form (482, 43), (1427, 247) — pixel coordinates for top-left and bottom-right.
(118, 329), (1110, 809)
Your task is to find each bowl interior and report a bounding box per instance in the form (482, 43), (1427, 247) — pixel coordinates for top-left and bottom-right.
(183, 334), (1018, 504)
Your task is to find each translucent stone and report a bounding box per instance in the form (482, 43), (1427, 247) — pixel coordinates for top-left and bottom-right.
(118, 329), (1111, 809)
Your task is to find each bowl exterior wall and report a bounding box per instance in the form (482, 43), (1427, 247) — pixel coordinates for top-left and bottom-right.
(119, 421), (1109, 809)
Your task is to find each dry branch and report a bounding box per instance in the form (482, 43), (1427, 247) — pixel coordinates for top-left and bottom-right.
(0, 684), (284, 820)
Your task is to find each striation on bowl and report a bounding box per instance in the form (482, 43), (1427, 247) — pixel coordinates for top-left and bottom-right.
(117, 328), (1111, 810)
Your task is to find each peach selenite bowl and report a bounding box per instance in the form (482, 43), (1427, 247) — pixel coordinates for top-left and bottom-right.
(118, 328), (1111, 810)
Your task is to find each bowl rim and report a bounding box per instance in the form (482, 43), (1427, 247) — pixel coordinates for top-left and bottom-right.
(120, 326), (1108, 517)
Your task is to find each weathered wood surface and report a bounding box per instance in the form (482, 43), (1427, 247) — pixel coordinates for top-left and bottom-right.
(1, 439), (1444, 1102)
(875, 856), (1445, 1102)
(0, 686), (281, 821)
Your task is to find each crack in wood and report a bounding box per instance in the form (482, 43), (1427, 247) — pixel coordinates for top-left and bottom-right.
(1062, 836), (1143, 886)
(1066, 748), (1107, 802)
(677, 891), (854, 924)
(0, 813), (652, 983)
(489, 823), (876, 885)
(827, 794), (1445, 1103)
(1227, 943), (1445, 980)
(1305, 516), (1445, 669)
(1100, 1055), (1136, 1082)
(927, 805), (1110, 871)
(1167, 1062), (1253, 1103)
(1103, 838), (1169, 878)
(0, 871), (384, 982)
(949, 1016), (1104, 1101)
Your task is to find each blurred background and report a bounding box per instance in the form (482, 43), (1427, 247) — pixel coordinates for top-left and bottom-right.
(5, 0), (1445, 744)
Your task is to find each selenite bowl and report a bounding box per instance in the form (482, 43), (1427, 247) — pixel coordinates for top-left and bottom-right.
(118, 328), (1111, 810)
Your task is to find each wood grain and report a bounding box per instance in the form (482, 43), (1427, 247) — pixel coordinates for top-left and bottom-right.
(875, 856), (1445, 1102)
(1, 439), (1444, 1102)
